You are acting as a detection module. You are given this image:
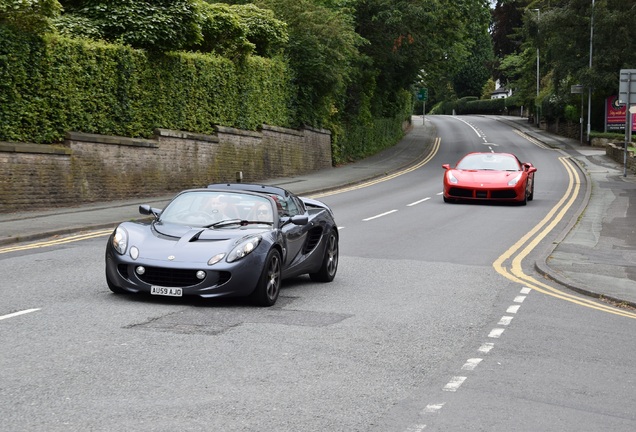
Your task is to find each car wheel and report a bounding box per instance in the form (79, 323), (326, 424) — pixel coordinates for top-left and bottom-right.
(310, 230), (339, 282)
(251, 249), (282, 306)
(106, 272), (127, 294)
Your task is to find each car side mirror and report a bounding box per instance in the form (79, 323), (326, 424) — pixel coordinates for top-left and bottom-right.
(281, 215), (308, 226)
(442, 164), (451, 170)
(139, 205), (161, 218)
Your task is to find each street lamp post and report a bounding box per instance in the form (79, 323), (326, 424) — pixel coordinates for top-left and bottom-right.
(534, 9), (540, 127)
(586, 0), (595, 144)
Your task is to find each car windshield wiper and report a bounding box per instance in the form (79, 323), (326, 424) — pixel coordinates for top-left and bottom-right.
(205, 219), (273, 228)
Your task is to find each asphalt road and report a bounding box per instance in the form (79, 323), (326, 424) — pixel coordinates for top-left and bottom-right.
(1, 116), (635, 432)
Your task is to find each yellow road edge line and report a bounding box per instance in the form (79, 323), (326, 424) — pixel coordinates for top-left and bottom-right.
(0, 229), (112, 254)
(493, 156), (636, 319)
(310, 137), (441, 198)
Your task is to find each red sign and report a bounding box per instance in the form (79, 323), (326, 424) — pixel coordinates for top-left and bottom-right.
(606, 95), (636, 132)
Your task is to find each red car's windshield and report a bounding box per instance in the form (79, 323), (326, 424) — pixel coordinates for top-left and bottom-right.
(456, 154), (521, 171)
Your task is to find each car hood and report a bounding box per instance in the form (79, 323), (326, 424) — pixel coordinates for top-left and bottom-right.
(453, 170), (519, 184)
(120, 221), (269, 263)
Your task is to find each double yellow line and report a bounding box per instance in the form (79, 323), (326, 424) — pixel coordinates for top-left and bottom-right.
(493, 156), (636, 319)
(310, 137), (441, 198)
(0, 229), (113, 255)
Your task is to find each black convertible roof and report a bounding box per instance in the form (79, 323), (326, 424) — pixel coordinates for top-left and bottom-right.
(206, 183), (291, 197)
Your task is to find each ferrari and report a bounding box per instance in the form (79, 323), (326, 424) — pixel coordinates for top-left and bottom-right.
(105, 184), (339, 306)
(442, 152), (537, 205)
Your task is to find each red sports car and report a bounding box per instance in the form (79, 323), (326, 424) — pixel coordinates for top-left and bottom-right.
(442, 152), (537, 205)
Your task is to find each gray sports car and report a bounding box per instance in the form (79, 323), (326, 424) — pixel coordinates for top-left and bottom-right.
(105, 184), (339, 306)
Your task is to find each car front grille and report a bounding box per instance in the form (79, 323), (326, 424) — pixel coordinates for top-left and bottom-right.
(118, 264), (230, 288)
(448, 187), (517, 200)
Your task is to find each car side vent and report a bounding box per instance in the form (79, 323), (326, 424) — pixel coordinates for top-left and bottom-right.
(302, 227), (323, 254)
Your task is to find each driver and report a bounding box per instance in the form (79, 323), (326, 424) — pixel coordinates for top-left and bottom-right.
(203, 195), (232, 219)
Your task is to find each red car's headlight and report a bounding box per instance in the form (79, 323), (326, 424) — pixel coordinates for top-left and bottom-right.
(447, 171), (458, 184)
(508, 173), (522, 186)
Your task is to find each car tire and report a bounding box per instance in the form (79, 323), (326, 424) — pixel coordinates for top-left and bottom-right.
(251, 249), (282, 306)
(310, 230), (339, 282)
(528, 181), (534, 201)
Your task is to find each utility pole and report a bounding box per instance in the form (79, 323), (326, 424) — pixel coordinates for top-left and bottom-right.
(533, 9), (540, 127)
(586, 0), (595, 144)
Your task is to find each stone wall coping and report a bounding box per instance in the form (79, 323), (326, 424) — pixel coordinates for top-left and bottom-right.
(261, 124), (303, 137)
(214, 125), (262, 138)
(155, 128), (219, 143)
(66, 131), (158, 148)
(300, 125), (332, 136)
(0, 141), (72, 155)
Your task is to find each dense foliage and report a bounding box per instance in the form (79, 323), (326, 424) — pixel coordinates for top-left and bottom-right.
(1, 0), (513, 162)
(0, 26), (292, 143)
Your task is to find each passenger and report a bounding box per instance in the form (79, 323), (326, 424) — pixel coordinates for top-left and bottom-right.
(253, 203), (273, 223)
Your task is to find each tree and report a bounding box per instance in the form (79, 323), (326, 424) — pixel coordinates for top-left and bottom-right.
(529, 0), (636, 127)
(452, 24), (494, 98)
(226, 0), (364, 127)
(356, 0), (492, 116)
(490, 0), (528, 85)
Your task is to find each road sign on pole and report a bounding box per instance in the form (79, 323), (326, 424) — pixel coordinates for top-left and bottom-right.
(416, 88), (428, 121)
(619, 70), (636, 177)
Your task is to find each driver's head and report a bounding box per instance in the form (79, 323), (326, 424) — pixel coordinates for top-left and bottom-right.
(205, 195), (227, 213)
(256, 204), (272, 221)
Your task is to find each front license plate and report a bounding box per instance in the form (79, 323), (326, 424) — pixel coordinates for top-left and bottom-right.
(151, 286), (183, 297)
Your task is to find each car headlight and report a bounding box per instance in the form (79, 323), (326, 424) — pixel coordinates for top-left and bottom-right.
(112, 227), (128, 255)
(227, 236), (262, 263)
(447, 171), (458, 184)
(508, 173), (522, 186)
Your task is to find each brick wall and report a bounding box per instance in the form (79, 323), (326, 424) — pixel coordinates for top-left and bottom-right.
(0, 125), (332, 213)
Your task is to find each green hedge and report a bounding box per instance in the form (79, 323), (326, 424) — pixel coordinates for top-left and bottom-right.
(332, 90), (412, 164)
(0, 26), (292, 143)
(428, 96), (523, 116)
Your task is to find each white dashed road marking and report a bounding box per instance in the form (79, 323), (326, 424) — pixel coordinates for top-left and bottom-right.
(443, 376), (467, 392)
(507, 305), (521, 314)
(461, 358), (483, 371)
(498, 316), (513, 325)
(479, 342), (495, 353)
(362, 209), (398, 221)
(407, 198), (431, 206)
(488, 328), (505, 338)
(0, 308), (40, 321)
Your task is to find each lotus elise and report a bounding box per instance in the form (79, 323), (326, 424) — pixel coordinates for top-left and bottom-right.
(442, 152), (537, 205)
(105, 184), (339, 306)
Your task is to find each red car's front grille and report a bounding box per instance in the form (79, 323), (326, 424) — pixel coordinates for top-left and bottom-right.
(448, 187), (517, 200)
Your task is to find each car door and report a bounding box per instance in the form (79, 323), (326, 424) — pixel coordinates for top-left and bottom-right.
(278, 195), (308, 266)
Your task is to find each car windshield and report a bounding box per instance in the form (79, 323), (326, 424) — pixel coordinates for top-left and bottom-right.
(456, 154), (520, 171)
(158, 191), (275, 227)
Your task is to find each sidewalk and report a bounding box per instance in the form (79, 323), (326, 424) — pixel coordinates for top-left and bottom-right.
(1, 115), (635, 307)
